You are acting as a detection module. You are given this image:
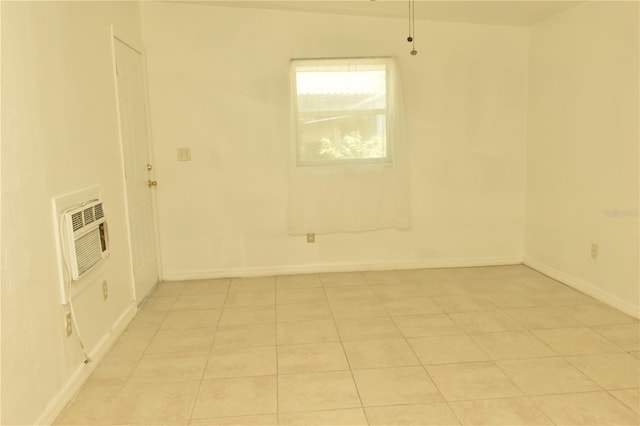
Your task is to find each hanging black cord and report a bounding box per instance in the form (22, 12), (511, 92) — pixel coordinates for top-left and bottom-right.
(407, 0), (413, 43)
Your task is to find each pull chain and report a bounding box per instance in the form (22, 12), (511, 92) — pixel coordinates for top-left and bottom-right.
(407, 0), (417, 56)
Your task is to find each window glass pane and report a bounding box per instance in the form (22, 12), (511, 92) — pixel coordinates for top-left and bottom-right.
(293, 59), (391, 165)
(298, 113), (386, 163)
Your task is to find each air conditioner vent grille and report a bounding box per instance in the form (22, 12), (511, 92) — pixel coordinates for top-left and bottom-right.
(94, 203), (104, 220)
(74, 229), (103, 276)
(71, 212), (84, 231)
(83, 207), (95, 225)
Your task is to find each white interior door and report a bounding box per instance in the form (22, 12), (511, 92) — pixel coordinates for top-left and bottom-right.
(114, 37), (159, 303)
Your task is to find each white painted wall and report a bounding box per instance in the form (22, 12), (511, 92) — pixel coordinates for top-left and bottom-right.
(1, 2), (143, 424)
(140, 3), (529, 279)
(525, 1), (639, 316)
(1, 1), (636, 424)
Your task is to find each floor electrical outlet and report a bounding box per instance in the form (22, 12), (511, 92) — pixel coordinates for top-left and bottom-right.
(306, 233), (315, 243)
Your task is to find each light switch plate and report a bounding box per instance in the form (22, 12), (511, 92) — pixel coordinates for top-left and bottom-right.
(177, 147), (191, 161)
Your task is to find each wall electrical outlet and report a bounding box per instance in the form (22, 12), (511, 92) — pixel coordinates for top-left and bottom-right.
(591, 243), (599, 259)
(65, 312), (73, 337)
(102, 281), (109, 300)
(306, 233), (315, 243)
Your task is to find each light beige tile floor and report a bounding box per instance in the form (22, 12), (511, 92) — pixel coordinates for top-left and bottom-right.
(56, 266), (640, 425)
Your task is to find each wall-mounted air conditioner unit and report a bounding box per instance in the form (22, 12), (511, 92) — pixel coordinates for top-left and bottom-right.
(63, 200), (110, 280)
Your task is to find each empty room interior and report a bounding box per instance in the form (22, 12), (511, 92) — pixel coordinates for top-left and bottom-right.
(1, 0), (639, 424)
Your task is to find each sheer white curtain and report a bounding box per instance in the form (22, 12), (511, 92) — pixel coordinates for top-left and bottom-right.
(287, 57), (410, 235)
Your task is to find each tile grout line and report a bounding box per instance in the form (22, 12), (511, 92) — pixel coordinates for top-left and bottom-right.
(389, 288), (462, 423)
(187, 278), (232, 423)
(274, 277), (281, 425)
(114, 295), (172, 395)
(321, 271), (372, 425)
(376, 272), (467, 425)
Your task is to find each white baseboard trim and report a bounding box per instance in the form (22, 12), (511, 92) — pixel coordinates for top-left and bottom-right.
(161, 256), (525, 281)
(36, 302), (138, 425)
(524, 256), (640, 319)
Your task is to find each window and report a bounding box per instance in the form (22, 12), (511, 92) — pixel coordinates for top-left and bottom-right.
(287, 57), (409, 235)
(292, 57), (394, 165)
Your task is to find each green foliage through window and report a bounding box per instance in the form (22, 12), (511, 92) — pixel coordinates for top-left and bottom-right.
(319, 131), (386, 160)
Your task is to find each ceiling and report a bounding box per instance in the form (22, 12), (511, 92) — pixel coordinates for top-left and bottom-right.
(174, 0), (583, 27)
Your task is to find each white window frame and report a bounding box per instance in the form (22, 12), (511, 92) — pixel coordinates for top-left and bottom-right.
(291, 57), (395, 167)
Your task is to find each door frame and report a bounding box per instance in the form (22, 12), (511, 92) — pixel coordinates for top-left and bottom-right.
(110, 26), (163, 305)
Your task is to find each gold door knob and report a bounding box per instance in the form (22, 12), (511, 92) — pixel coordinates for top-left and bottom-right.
(146, 163), (153, 171)
(147, 180), (158, 187)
